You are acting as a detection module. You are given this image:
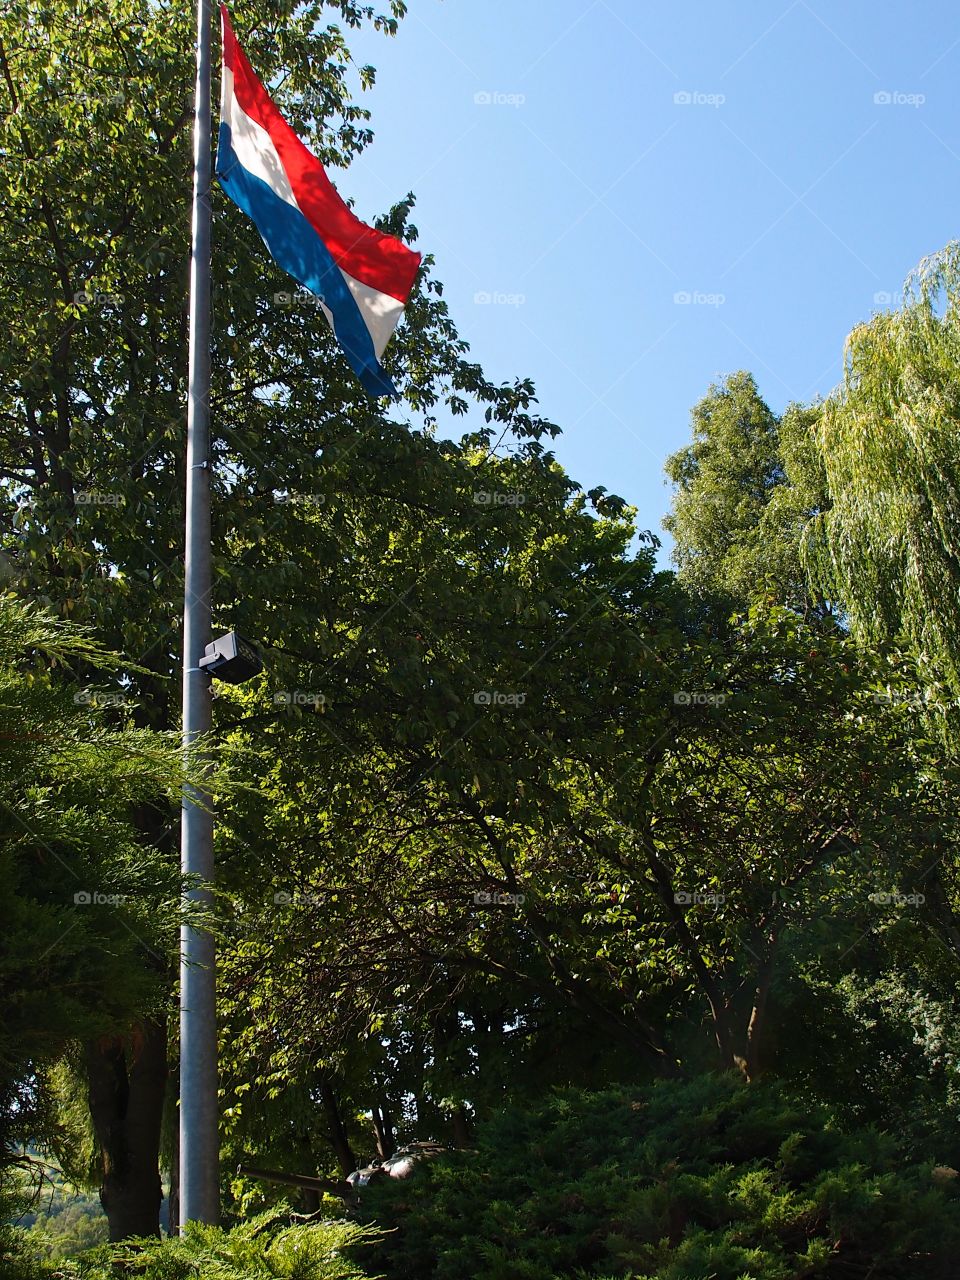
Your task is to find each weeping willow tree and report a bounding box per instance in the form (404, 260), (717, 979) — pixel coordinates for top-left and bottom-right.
(805, 242), (960, 694)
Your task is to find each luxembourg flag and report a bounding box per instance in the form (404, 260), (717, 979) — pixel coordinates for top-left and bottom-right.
(216, 4), (421, 398)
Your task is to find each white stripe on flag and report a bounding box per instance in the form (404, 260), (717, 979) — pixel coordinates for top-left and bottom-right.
(340, 272), (405, 360)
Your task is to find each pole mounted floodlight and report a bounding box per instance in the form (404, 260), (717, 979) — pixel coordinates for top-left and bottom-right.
(199, 631), (263, 684)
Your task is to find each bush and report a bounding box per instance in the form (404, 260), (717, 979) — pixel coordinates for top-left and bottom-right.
(15, 1176), (108, 1262)
(357, 1073), (960, 1280)
(0, 1212), (380, 1280)
(0, 1176), (50, 1280)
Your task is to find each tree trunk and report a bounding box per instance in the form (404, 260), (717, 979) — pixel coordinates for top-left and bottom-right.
(167, 1095), (179, 1237)
(84, 1017), (168, 1240)
(451, 1104), (471, 1149)
(318, 1075), (356, 1176)
(743, 933), (778, 1081)
(371, 1103), (394, 1160)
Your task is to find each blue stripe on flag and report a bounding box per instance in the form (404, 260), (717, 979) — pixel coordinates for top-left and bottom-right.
(216, 123), (399, 399)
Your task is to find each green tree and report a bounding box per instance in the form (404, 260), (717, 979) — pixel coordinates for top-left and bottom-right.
(0, 595), (190, 1236)
(211, 436), (671, 1189)
(213, 544), (960, 1196)
(806, 241), (960, 697)
(665, 372), (829, 617)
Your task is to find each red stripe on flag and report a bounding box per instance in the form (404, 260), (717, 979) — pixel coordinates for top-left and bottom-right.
(219, 5), (420, 304)
(220, 3), (237, 70)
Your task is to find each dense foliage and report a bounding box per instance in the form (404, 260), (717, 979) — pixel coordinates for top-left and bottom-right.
(13, 1164), (108, 1261)
(663, 373), (827, 619)
(359, 1077), (960, 1280)
(808, 244), (960, 696)
(1, 1211), (378, 1280)
(0, 596), (190, 1165)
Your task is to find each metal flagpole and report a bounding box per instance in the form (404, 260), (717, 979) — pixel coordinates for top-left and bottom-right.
(179, 0), (218, 1229)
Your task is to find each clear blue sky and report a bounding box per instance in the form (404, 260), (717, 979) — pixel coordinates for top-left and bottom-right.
(341, 0), (960, 556)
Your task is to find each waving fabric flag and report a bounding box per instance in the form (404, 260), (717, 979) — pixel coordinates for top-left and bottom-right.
(216, 4), (421, 397)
